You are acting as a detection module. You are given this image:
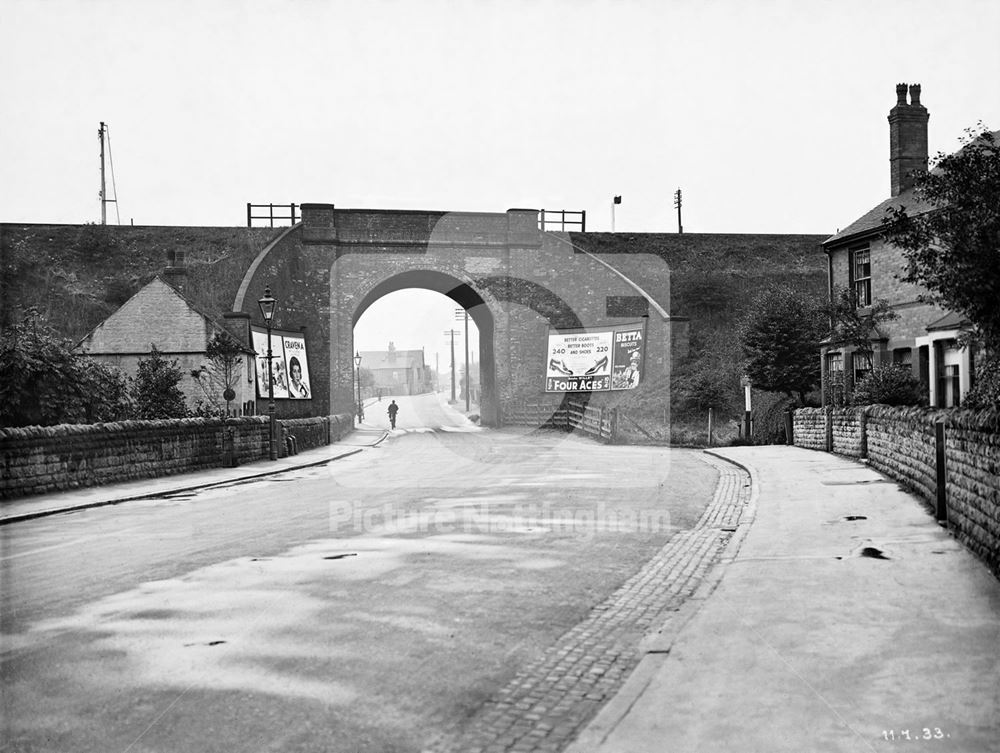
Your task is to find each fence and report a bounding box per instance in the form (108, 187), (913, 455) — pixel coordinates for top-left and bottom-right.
(500, 396), (617, 442)
(247, 202), (299, 227)
(792, 406), (1000, 577)
(538, 209), (586, 232)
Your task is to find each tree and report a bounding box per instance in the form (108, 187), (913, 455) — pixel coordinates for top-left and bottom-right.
(882, 127), (1000, 406)
(825, 287), (898, 370)
(738, 286), (826, 405)
(192, 331), (245, 416)
(131, 346), (189, 419)
(0, 309), (131, 427)
(882, 127), (1000, 352)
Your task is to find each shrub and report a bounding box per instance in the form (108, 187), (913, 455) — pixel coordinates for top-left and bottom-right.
(131, 346), (189, 419)
(964, 353), (1000, 409)
(852, 364), (924, 406)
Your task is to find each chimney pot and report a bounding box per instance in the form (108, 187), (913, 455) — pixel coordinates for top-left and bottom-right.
(896, 83), (908, 105)
(909, 83), (921, 105)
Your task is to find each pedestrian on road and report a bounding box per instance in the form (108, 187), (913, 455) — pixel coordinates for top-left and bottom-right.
(387, 400), (399, 429)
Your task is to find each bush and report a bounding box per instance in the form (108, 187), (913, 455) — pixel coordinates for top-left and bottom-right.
(0, 309), (132, 427)
(131, 346), (189, 419)
(852, 364), (924, 406)
(964, 353), (1000, 409)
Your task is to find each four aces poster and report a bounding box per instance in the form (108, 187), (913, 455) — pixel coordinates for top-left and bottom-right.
(545, 322), (645, 393)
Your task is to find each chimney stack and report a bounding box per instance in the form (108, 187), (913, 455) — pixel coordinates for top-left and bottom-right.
(888, 83), (929, 197)
(163, 249), (188, 293)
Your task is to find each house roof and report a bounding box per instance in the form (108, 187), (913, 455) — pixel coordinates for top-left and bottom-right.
(77, 276), (254, 354)
(824, 187), (936, 247)
(158, 275), (255, 354)
(357, 349), (425, 370)
(824, 129), (1000, 248)
(926, 310), (970, 332)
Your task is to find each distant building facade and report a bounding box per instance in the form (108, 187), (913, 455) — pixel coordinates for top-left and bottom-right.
(821, 84), (984, 408)
(358, 342), (431, 396)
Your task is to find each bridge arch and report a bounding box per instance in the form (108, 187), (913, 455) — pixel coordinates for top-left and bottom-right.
(234, 204), (682, 426)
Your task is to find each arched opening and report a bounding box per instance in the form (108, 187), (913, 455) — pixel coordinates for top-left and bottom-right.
(351, 271), (497, 427)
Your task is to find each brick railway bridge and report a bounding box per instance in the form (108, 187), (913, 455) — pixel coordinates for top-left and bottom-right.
(231, 205), (685, 426)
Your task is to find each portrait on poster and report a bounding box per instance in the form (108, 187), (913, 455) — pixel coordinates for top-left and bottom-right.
(251, 327), (311, 400)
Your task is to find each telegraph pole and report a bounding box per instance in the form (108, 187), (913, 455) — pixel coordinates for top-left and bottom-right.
(444, 329), (459, 403)
(674, 188), (683, 234)
(455, 308), (470, 410)
(99, 122), (107, 225)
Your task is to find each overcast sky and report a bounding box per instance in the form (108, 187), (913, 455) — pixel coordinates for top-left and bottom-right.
(3, 0), (998, 370)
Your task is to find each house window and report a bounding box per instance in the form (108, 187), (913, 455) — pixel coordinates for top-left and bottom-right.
(826, 352), (845, 406)
(850, 246), (872, 306)
(852, 352), (871, 386)
(892, 347), (912, 366)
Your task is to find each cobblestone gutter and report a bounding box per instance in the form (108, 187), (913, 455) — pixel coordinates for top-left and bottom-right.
(425, 452), (753, 753)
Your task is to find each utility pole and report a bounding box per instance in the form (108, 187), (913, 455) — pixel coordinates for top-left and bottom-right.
(99, 122), (107, 225)
(98, 122), (119, 225)
(674, 188), (683, 234)
(455, 308), (470, 410)
(444, 329), (459, 403)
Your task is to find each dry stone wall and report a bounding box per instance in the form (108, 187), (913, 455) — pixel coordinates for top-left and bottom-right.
(793, 405), (1000, 577)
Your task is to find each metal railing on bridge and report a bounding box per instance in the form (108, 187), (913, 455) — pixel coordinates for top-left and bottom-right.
(247, 202), (299, 227)
(538, 209), (586, 233)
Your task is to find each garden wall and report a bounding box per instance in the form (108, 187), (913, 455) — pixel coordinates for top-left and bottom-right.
(792, 406), (1000, 577)
(0, 413), (355, 500)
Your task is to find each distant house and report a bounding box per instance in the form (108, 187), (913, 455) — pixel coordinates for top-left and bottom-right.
(357, 343), (430, 396)
(76, 259), (256, 414)
(821, 84), (988, 408)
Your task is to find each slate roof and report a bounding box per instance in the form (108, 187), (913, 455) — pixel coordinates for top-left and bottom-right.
(926, 311), (970, 332)
(357, 349), (425, 370)
(824, 187), (936, 247)
(824, 129), (1000, 248)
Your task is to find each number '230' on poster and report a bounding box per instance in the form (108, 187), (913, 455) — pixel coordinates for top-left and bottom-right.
(544, 322), (645, 393)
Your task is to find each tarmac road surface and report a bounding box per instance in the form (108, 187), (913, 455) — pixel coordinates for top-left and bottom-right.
(0, 395), (718, 753)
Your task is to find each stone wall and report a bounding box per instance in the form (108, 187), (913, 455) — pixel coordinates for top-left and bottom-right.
(0, 413), (355, 500)
(280, 415), (354, 452)
(791, 408), (826, 450)
(793, 405), (1000, 577)
(831, 408), (866, 457)
(864, 406), (941, 502)
(942, 410), (1000, 571)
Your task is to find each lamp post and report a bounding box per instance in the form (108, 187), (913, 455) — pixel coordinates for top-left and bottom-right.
(354, 351), (363, 424)
(258, 287), (278, 460)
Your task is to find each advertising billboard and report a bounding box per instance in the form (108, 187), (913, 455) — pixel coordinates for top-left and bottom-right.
(251, 327), (311, 400)
(545, 322), (645, 393)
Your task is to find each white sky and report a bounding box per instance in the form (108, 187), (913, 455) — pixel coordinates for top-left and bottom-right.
(3, 0), (999, 368)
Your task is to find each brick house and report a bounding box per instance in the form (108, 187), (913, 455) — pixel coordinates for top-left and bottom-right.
(357, 342), (431, 396)
(821, 84), (982, 408)
(77, 257), (257, 414)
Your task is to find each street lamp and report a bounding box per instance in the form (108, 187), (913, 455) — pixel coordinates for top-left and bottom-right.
(258, 286), (278, 460)
(354, 351), (363, 424)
